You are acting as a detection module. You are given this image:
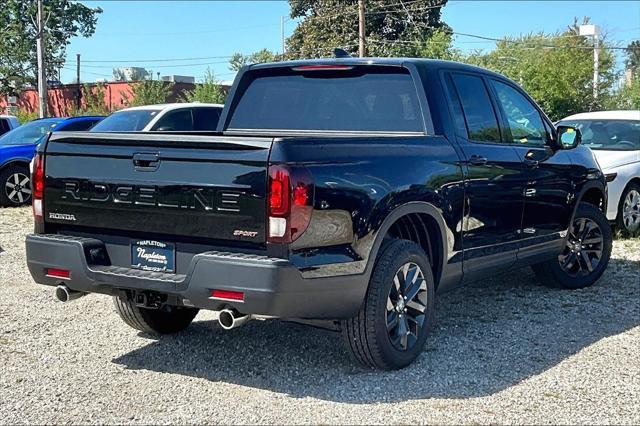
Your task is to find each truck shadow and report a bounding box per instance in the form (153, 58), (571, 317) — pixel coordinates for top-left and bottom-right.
(112, 257), (640, 403)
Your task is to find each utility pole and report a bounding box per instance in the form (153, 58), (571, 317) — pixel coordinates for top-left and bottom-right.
(593, 34), (600, 99)
(76, 53), (81, 109)
(280, 16), (286, 57)
(36, 0), (47, 118)
(358, 0), (366, 57)
(580, 24), (601, 100)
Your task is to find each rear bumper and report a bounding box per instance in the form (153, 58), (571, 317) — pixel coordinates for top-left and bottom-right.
(25, 234), (367, 319)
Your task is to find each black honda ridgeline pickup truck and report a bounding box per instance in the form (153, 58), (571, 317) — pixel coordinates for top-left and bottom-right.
(26, 58), (612, 370)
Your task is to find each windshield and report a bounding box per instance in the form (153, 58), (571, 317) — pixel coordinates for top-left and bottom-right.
(0, 119), (62, 146)
(90, 109), (159, 132)
(558, 119), (640, 151)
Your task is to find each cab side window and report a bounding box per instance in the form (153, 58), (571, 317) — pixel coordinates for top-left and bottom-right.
(152, 109), (193, 131)
(450, 73), (502, 143)
(491, 80), (547, 146)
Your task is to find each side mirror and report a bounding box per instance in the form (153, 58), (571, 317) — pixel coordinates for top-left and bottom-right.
(556, 125), (581, 150)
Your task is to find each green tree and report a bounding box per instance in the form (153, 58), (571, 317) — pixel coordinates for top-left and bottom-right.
(122, 80), (174, 107)
(286, 0), (449, 58)
(15, 109), (38, 124)
(0, 0), (102, 95)
(229, 49), (280, 72)
(414, 28), (462, 61)
(462, 26), (617, 120)
(624, 40), (640, 75)
(182, 68), (226, 104)
(606, 78), (640, 110)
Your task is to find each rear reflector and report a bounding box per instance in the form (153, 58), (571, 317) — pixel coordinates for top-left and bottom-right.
(210, 289), (245, 302)
(46, 268), (70, 279)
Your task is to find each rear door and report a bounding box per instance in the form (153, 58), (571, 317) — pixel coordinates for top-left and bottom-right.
(44, 133), (272, 245)
(443, 72), (526, 275)
(488, 78), (574, 252)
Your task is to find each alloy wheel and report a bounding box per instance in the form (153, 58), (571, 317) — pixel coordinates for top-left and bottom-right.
(4, 172), (31, 204)
(622, 189), (640, 234)
(558, 217), (604, 277)
(386, 262), (428, 351)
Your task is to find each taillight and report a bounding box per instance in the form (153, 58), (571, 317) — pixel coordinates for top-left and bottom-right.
(267, 165), (314, 243)
(269, 166), (290, 217)
(32, 153), (45, 219)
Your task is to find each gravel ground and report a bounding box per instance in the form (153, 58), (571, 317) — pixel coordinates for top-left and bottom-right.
(0, 206), (638, 425)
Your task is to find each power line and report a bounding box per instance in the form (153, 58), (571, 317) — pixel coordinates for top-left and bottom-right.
(82, 55), (234, 63)
(80, 60), (232, 69)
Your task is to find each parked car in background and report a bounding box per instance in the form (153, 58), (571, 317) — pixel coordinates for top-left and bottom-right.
(0, 115), (20, 137)
(0, 116), (104, 207)
(89, 103), (224, 132)
(558, 110), (640, 236)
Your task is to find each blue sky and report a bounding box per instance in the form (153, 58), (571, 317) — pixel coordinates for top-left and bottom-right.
(62, 0), (640, 84)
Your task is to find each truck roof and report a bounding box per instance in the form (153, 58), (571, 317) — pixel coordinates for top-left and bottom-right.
(249, 57), (507, 79)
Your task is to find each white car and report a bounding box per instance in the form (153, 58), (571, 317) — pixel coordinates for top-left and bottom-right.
(0, 115), (20, 137)
(90, 103), (224, 132)
(558, 110), (640, 235)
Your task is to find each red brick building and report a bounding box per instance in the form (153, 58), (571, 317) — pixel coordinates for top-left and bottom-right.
(0, 81), (196, 117)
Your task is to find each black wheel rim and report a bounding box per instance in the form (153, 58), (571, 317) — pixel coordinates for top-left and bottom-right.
(558, 217), (603, 277)
(5, 172), (31, 204)
(622, 189), (640, 233)
(386, 262), (427, 351)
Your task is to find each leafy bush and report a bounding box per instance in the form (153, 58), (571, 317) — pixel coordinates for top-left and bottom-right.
(15, 109), (38, 124)
(182, 68), (226, 104)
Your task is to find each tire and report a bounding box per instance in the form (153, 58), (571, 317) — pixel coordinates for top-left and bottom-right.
(532, 202), (612, 289)
(113, 296), (199, 334)
(341, 239), (435, 370)
(0, 164), (31, 207)
(616, 182), (640, 237)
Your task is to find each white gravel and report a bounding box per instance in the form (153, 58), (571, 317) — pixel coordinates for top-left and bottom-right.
(1, 206), (639, 424)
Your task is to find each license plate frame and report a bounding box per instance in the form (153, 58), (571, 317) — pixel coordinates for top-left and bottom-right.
(131, 239), (176, 273)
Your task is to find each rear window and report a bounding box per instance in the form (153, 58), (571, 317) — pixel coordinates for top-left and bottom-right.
(227, 67), (423, 133)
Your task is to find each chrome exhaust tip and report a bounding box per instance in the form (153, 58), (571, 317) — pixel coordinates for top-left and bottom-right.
(218, 309), (252, 330)
(55, 285), (85, 303)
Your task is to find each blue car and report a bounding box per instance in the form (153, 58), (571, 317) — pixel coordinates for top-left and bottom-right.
(0, 116), (104, 206)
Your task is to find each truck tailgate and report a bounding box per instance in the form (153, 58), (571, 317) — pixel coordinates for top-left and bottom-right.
(43, 132), (271, 244)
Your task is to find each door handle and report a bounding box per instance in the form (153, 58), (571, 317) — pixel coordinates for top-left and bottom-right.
(468, 155), (488, 166)
(133, 153), (160, 170)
